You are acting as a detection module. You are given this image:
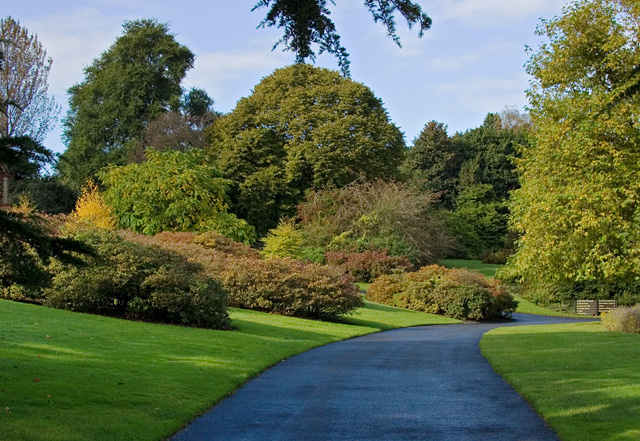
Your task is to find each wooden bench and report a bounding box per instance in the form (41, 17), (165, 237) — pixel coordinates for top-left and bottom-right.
(576, 299), (617, 315)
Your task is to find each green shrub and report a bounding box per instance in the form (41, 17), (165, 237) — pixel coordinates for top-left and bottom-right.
(44, 231), (230, 329)
(100, 148), (256, 243)
(324, 249), (413, 283)
(261, 218), (305, 259)
(300, 246), (325, 264)
(219, 257), (364, 319)
(367, 265), (517, 320)
(602, 306), (640, 334)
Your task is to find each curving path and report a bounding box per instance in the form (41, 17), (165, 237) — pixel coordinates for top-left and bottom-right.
(171, 313), (595, 441)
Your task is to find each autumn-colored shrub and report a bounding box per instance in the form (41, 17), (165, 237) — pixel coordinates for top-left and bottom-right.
(324, 249), (413, 282)
(602, 305), (640, 334)
(44, 230), (230, 329)
(62, 180), (117, 234)
(219, 257), (363, 318)
(367, 265), (517, 320)
(122, 230), (361, 319)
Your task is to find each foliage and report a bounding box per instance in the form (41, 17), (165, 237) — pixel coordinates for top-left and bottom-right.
(403, 121), (465, 208)
(0, 17), (59, 142)
(602, 306), (640, 334)
(261, 218), (305, 259)
(219, 256), (363, 318)
(253, 0), (431, 76)
(122, 230), (361, 319)
(368, 265), (517, 320)
(298, 179), (451, 264)
(445, 184), (510, 258)
(9, 176), (77, 214)
(100, 148), (255, 243)
(503, 0), (640, 305)
(62, 180), (116, 234)
(0, 208), (90, 300)
(59, 19), (195, 189)
(194, 230), (261, 258)
(324, 249), (413, 283)
(44, 230), (230, 329)
(129, 88), (220, 162)
(0, 135), (54, 204)
(208, 64), (405, 235)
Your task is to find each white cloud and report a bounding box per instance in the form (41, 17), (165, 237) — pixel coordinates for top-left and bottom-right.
(184, 50), (292, 111)
(24, 7), (125, 95)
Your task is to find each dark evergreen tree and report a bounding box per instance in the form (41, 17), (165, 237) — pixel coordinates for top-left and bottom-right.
(59, 19), (194, 189)
(253, 0), (432, 75)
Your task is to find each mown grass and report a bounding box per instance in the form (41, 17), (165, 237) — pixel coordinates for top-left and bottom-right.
(0, 298), (457, 441)
(481, 322), (640, 441)
(438, 258), (502, 278)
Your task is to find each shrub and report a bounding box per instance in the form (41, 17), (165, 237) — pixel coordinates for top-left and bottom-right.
(122, 230), (362, 319)
(62, 180), (117, 234)
(194, 231), (261, 258)
(44, 231), (230, 329)
(219, 257), (363, 319)
(602, 305), (640, 334)
(99, 148), (256, 243)
(324, 249), (413, 283)
(297, 180), (453, 264)
(261, 218), (305, 259)
(367, 265), (517, 320)
(480, 248), (514, 264)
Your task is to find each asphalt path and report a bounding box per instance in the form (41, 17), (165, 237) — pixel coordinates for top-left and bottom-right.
(171, 313), (596, 441)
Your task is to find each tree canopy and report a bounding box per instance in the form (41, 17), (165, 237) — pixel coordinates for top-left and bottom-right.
(503, 0), (640, 305)
(58, 19), (195, 189)
(253, 0), (432, 75)
(208, 64), (405, 235)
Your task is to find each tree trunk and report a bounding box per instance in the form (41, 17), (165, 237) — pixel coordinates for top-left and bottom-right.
(1, 174), (9, 206)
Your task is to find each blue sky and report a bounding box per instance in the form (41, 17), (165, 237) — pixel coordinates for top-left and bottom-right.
(5, 0), (569, 155)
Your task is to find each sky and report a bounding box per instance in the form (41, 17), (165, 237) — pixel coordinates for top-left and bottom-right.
(4, 0), (570, 155)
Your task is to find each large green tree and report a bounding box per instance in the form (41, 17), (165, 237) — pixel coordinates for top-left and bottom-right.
(59, 19), (194, 189)
(253, 0), (432, 75)
(504, 0), (640, 305)
(208, 64), (405, 235)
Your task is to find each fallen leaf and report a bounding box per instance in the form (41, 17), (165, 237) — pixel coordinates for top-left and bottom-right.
(33, 378), (40, 383)
(4, 407), (9, 413)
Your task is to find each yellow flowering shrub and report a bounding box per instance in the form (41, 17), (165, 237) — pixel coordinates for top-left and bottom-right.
(63, 180), (116, 234)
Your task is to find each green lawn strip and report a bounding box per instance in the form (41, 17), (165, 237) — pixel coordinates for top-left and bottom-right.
(480, 322), (640, 441)
(438, 258), (502, 278)
(341, 300), (459, 329)
(0, 299), (455, 441)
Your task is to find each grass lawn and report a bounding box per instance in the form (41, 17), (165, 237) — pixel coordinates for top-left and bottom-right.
(438, 258), (502, 278)
(0, 298), (457, 441)
(481, 322), (640, 441)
